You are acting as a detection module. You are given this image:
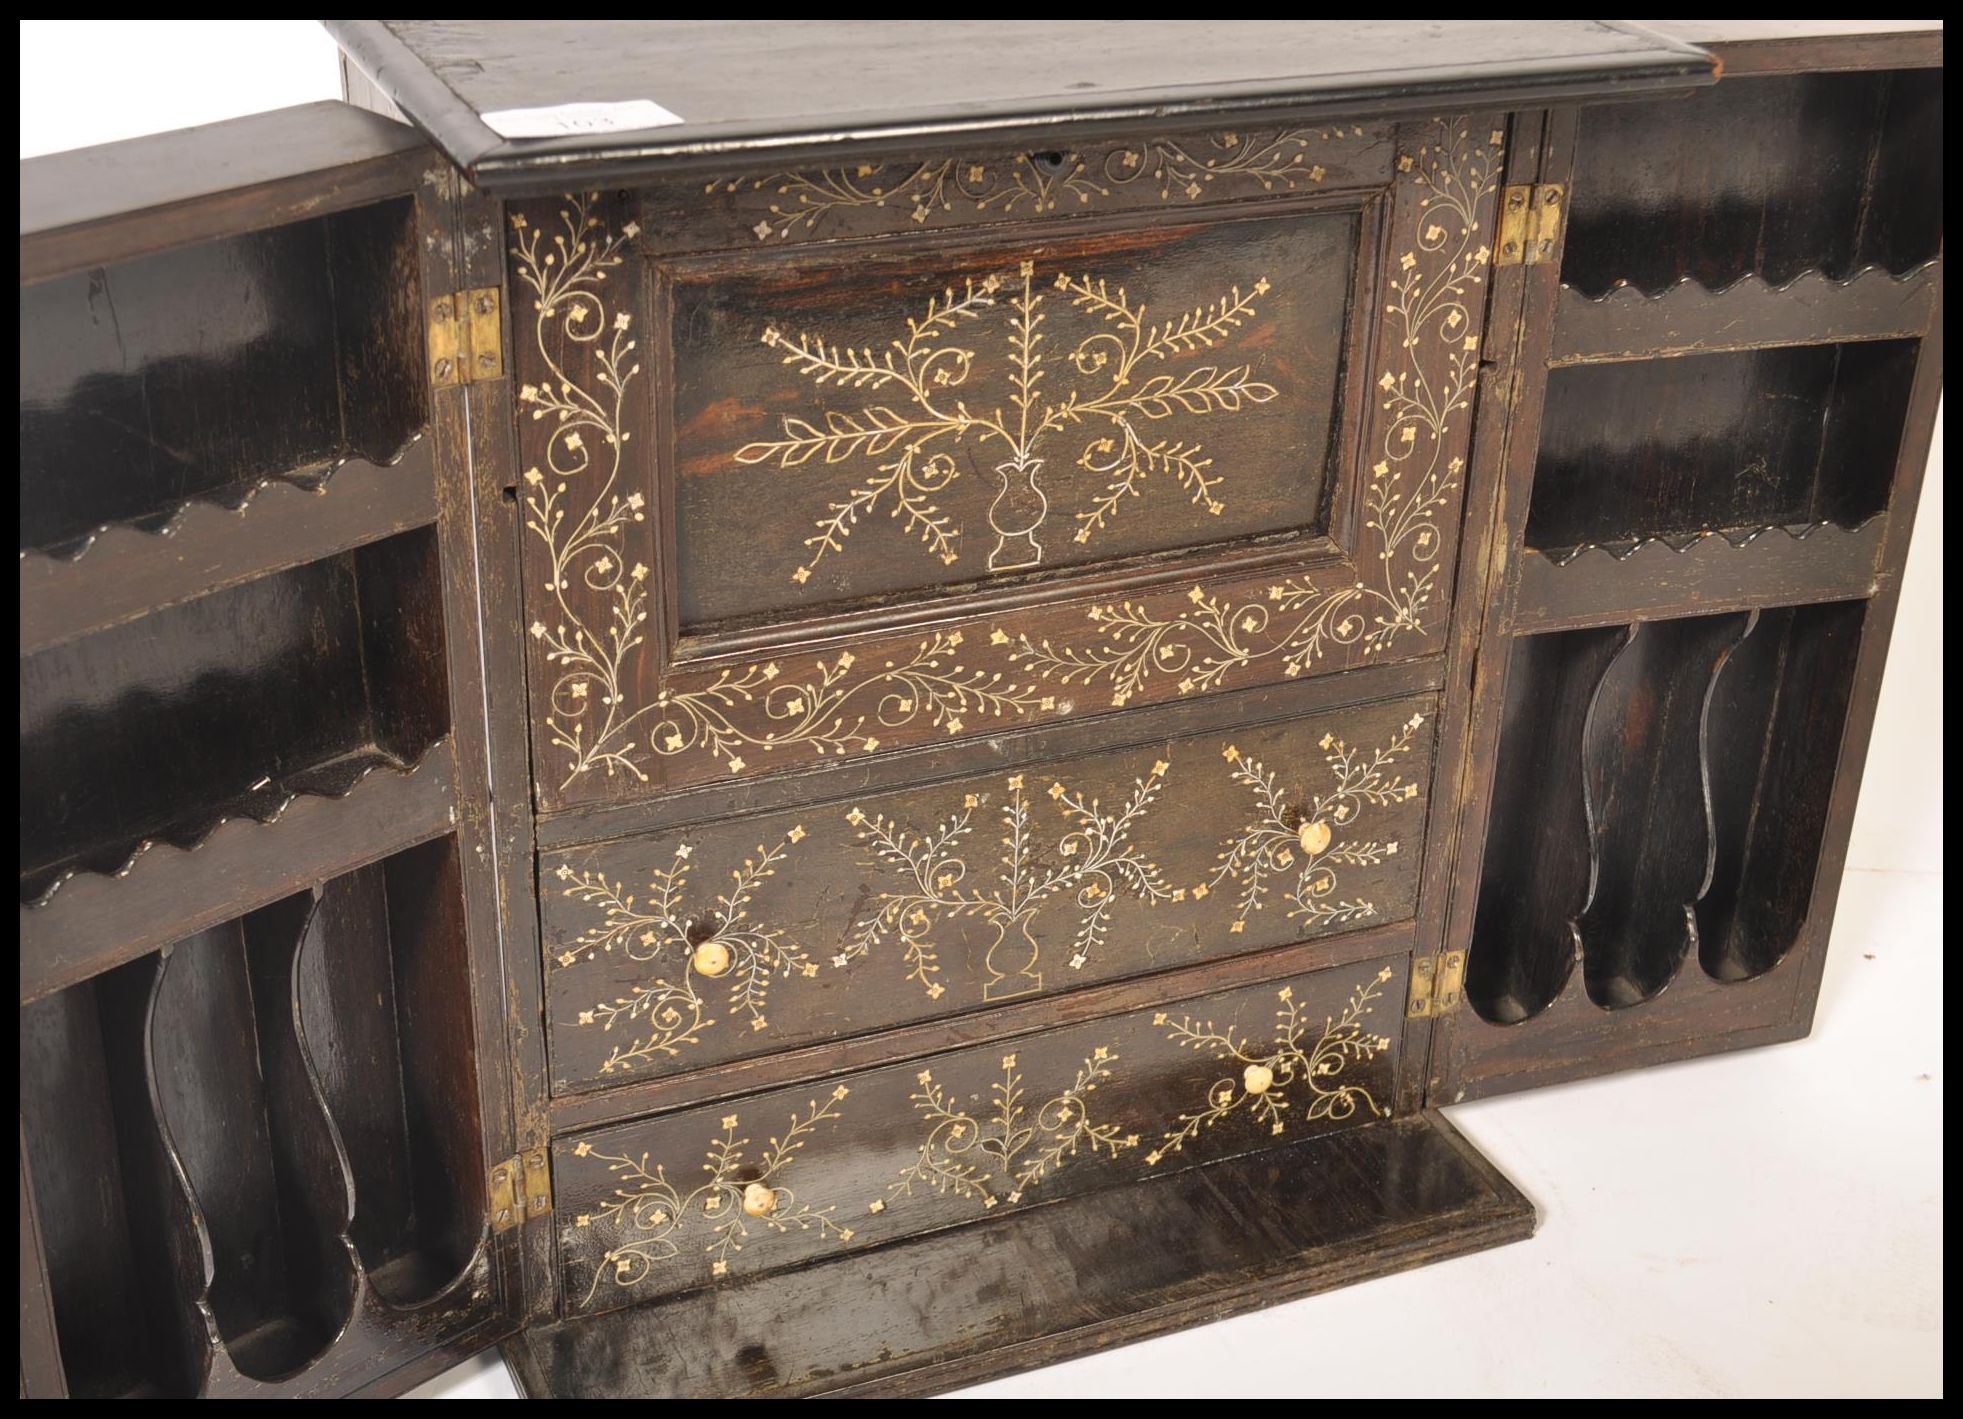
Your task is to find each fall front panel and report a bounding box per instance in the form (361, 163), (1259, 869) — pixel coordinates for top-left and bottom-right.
(509, 117), (1503, 808)
(668, 209), (1355, 629)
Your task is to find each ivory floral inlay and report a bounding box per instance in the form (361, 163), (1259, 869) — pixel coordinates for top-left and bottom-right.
(555, 829), (813, 1074)
(1207, 712), (1426, 933)
(885, 1049), (1137, 1209)
(726, 129), (1356, 241)
(572, 1088), (851, 1298)
(1147, 970), (1394, 1164)
(514, 121), (1495, 803)
(513, 197), (1047, 791)
(1005, 119), (1500, 703)
(734, 258), (1280, 577)
(842, 763), (1179, 1001)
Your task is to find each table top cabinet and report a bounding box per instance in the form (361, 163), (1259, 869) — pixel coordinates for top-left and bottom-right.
(17, 20), (1942, 1398)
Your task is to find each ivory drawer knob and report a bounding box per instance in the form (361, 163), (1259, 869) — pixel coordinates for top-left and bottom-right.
(1243, 1063), (1275, 1096)
(1298, 819), (1333, 855)
(692, 939), (733, 977)
(742, 1182), (778, 1217)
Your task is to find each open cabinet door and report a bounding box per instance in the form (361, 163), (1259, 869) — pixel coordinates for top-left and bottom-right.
(18, 102), (526, 1396)
(1426, 29), (1946, 1105)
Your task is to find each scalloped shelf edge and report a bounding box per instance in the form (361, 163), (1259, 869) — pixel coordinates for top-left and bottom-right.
(1514, 518), (1886, 636)
(19, 433), (431, 566)
(1552, 263), (1941, 365)
(1533, 514), (1884, 567)
(21, 737), (454, 911)
(1559, 258), (1943, 305)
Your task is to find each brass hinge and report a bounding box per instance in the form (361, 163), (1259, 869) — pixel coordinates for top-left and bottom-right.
(428, 286), (504, 388)
(1406, 949), (1468, 1018)
(1495, 183), (1566, 267)
(490, 1147), (553, 1234)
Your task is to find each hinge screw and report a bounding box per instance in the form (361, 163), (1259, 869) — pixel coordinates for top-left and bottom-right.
(434, 357), (454, 380)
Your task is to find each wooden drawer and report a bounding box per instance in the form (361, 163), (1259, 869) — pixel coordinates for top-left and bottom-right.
(553, 954), (1408, 1316)
(542, 693), (1434, 1093)
(508, 116), (1505, 813)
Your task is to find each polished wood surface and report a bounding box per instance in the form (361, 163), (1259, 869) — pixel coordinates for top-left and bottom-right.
(15, 20), (1946, 1401)
(19, 101), (432, 282)
(506, 1112), (1533, 1398)
(328, 20), (1714, 189)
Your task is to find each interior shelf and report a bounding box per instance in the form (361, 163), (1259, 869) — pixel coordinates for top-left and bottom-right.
(1560, 68), (1943, 299)
(1551, 262), (1940, 366)
(16, 836), (488, 1397)
(1528, 340), (1917, 557)
(18, 437), (437, 655)
(19, 525), (457, 999)
(1466, 601), (1867, 1027)
(18, 196), (427, 557)
(1513, 518), (1885, 633)
(19, 527), (449, 906)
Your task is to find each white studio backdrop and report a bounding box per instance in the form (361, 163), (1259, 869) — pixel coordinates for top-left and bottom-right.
(19, 19), (1943, 1400)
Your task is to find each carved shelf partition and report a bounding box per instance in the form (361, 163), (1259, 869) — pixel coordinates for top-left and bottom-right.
(18, 196), (427, 559)
(18, 738), (457, 1001)
(1467, 601), (1868, 1027)
(1574, 613), (1753, 1008)
(1698, 601), (1866, 983)
(19, 523), (455, 996)
(1465, 625), (1627, 1025)
(17, 835), (495, 1397)
(154, 894), (362, 1382)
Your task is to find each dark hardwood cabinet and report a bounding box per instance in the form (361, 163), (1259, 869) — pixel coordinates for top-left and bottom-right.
(17, 21), (1942, 1398)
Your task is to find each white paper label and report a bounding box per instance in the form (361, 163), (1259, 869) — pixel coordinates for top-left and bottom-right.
(482, 99), (686, 139)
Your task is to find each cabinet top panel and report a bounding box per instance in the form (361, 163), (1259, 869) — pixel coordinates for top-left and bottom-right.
(327, 20), (1716, 192)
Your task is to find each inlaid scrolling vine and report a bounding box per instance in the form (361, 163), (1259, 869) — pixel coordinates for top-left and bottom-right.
(566, 969), (1396, 1302)
(551, 829), (813, 1075)
(717, 128), (1372, 241)
(513, 119), (1496, 800)
(1147, 970), (1394, 1166)
(551, 720), (1424, 1071)
(512, 199), (1048, 789)
(842, 763), (1178, 1002)
(1206, 712), (1426, 934)
(570, 1087), (851, 1300)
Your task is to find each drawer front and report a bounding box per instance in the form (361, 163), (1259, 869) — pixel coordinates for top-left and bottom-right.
(555, 955), (1407, 1316)
(542, 694), (1434, 1093)
(508, 115), (1505, 812)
